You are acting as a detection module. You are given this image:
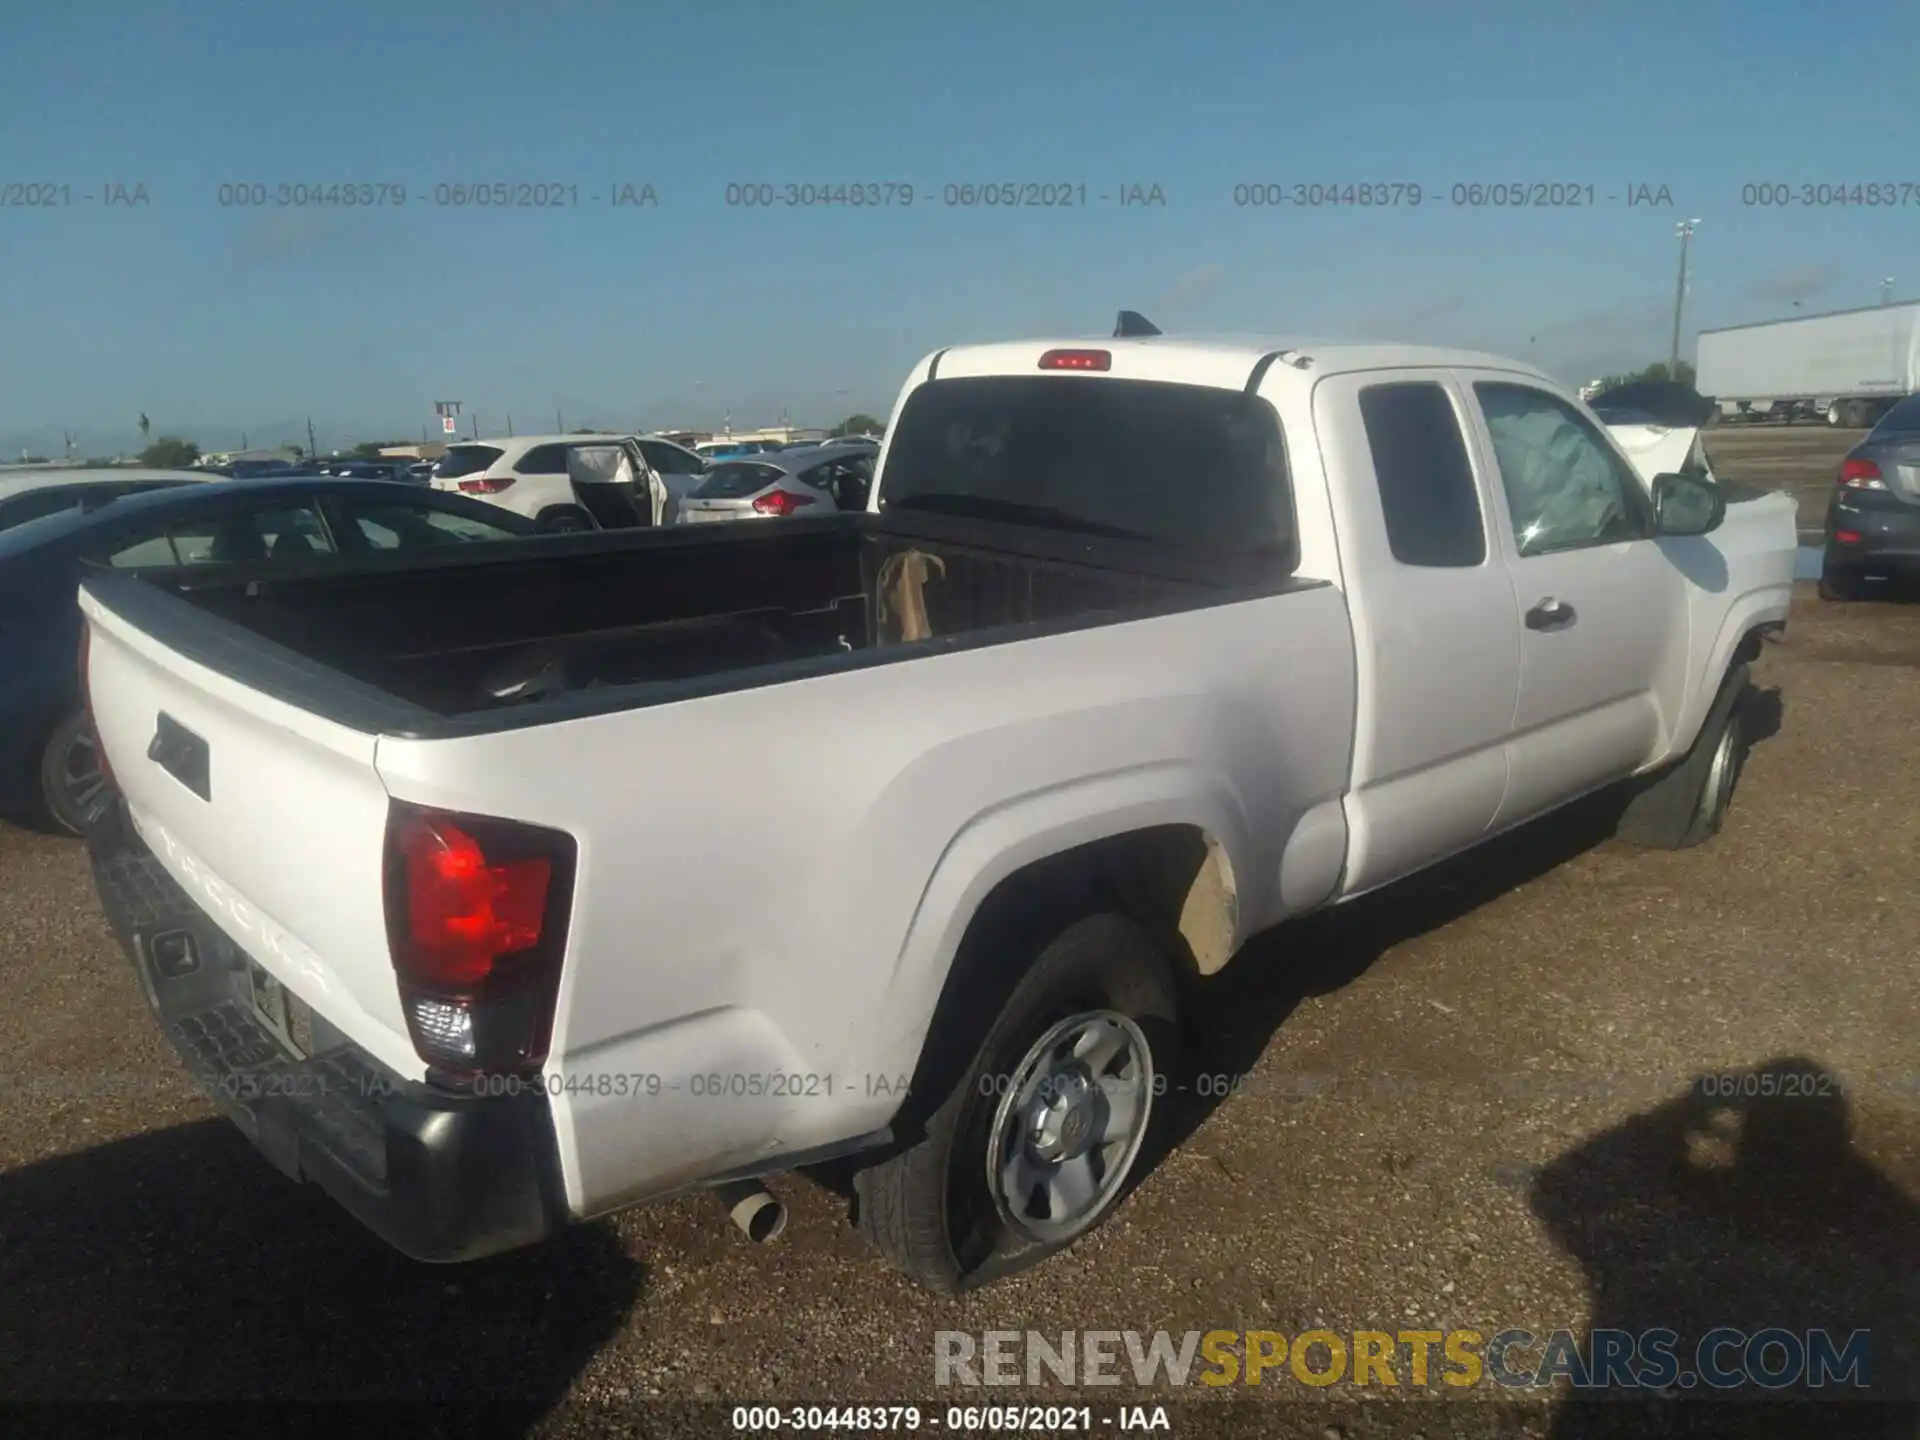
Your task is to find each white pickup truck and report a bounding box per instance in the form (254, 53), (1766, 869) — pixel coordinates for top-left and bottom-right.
(78, 327), (1797, 1294)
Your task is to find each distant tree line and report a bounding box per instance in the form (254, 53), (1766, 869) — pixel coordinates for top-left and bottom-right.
(1594, 361), (1697, 394)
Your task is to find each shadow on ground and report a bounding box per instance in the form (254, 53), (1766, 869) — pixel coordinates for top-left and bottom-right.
(1531, 1058), (1919, 1436)
(1146, 680), (1788, 1164)
(0, 1118), (642, 1417)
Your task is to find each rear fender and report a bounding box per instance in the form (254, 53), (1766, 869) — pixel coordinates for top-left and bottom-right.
(844, 765), (1255, 1120)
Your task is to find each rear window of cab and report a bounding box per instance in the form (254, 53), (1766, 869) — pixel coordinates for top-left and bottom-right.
(877, 375), (1295, 560)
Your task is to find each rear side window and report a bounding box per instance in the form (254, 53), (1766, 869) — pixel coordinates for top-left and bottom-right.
(343, 500), (523, 548)
(433, 445), (504, 479)
(879, 376), (1293, 557)
(1358, 382), (1485, 567)
(515, 444), (573, 475)
(162, 504), (337, 565)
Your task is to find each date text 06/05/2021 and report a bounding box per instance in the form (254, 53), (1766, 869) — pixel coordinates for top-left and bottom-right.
(211, 182), (658, 208)
(729, 1404), (1174, 1432)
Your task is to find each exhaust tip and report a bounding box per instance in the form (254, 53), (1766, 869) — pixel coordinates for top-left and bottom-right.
(713, 1179), (787, 1244)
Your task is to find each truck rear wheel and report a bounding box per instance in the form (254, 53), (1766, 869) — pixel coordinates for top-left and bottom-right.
(855, 911), (1179, 1294)
(1614, 664), (1749, 850)
(37, 709), (108, 838)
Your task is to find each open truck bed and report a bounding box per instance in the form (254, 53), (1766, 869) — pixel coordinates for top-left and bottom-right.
(91, 510), (1299, 739)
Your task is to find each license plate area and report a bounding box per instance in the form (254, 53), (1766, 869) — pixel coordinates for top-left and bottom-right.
(248, 963), (311, 1058)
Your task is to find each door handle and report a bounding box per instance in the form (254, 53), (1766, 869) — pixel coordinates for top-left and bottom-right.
(1525, 598), (1576, 631)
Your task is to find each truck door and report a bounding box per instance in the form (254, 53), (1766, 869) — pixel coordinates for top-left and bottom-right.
(1455, 372), (1690, 828)
(1313, 370), (1520, 897)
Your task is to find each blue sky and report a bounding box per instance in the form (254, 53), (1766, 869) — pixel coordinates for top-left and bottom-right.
(2, 0), (1915, 455)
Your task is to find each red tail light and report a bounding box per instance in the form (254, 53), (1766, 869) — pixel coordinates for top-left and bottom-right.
(1038, 348), (1112, 371)
(1839, 458), (1885, 489)
(383, 803), (576, 1077)
(1834, 530), (1863, 545)
(752, 489), (817, 516)
(77, 625), (115, 792)
(458, 475), (515, 494)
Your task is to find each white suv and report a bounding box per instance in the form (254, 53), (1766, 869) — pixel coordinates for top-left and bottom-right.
(431, 434), (708, 528)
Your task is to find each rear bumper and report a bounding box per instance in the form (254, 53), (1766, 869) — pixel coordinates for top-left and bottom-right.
(1826, 492), (1920, 569)
(85, 799), (565, 1263)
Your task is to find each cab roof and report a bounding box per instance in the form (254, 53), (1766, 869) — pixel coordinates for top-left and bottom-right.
(922, 334), (1555, 392)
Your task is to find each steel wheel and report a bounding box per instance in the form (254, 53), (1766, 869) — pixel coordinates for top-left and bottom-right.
(986, 1010), (1155, 1246)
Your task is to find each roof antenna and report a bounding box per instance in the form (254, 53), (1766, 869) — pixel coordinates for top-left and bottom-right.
(1114, 310), (1162, 338)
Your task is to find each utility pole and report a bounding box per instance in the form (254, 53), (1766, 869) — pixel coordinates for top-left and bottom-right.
(506, 414), (514, 438)
(1883, 277), (1896, 306)
(1669, 218), (1701, 376)
(472, 413), (480, 440)
(307, 417), (318, 459)
(555, 400), (563, 432)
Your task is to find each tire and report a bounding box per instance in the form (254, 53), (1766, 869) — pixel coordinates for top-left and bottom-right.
(1818, 561), (1864, 602)
(855, 911), (1180, 1295)
(1614, 665), (1749, 850)
(536, 507), (593, 534)
(1826, 402), (1843, 427)
(1840, 399), (1868, 429)
(37, 710), (109, 838)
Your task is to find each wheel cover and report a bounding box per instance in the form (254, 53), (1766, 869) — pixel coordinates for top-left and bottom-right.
(58, 726), (109, 824)
(986, 1010), (1155, 1246)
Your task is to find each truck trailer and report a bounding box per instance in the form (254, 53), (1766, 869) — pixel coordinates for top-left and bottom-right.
(1696, 301), (1920, 428)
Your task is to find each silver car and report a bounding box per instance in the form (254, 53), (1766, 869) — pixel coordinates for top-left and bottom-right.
(675, 443), (875, 523)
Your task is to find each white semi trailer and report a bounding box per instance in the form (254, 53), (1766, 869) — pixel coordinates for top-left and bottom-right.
(1696, 301), (1920, 427)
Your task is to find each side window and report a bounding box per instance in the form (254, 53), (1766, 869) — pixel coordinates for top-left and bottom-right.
(515, 444), (572, 475)
(1358, 382), (1485, 567)
(355, 515), (404, 549)
(167, 504), (337, 565)
(342, 499), (522, 548)
(108, 532), (180, 567)
(1473, 382), (1654, 557)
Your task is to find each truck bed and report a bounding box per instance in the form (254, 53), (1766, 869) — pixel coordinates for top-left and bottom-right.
(87, 512), (1301, 739)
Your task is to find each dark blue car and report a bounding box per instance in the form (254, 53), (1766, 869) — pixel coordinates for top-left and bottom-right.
(0, 477), (533, 835)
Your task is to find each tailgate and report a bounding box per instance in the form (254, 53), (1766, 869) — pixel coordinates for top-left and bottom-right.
(79, 585), (422, 1081)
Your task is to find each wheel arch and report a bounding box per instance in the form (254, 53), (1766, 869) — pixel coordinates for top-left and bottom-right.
(864, 769), (1253, 1132)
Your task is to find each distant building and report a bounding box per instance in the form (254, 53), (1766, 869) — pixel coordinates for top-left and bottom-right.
(378, 444), (449, 460)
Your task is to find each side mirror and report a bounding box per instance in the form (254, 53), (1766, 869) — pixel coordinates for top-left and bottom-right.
(1651, 472), (1725, 537)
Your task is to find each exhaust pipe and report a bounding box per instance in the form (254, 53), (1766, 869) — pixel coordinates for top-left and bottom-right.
(712, 1179), (787, 1244)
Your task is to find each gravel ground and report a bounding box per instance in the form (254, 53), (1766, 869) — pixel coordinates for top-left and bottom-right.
(1, 436), (1914, 1435)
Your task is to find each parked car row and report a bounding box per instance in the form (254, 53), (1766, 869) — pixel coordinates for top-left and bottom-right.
(1, 427), (883, 829)
(0, 477), (531, 834)
(427, 432), (879, 533)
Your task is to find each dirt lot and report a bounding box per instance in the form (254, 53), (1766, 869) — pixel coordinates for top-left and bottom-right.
(1, 436), (1915, 1435)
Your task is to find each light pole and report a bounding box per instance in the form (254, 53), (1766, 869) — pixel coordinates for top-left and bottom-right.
(1882, 277), (1896, 306)
(1669, 218), (1701, 376)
